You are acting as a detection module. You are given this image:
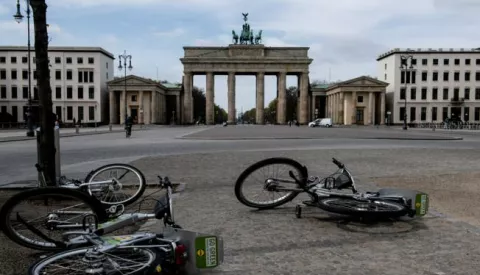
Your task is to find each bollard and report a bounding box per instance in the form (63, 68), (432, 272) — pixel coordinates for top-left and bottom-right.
(54, 128), (61, 180)
(109, 124), (113, 131)
(75, 125), (79, 134)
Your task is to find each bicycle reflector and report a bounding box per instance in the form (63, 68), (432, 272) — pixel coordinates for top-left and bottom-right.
(175, 244), (188, 265)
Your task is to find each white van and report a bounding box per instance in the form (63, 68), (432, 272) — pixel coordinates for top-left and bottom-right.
(308, 118), (332, 128)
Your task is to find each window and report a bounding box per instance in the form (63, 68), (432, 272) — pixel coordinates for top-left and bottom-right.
(465, 72), (471, 81)
(12, 106), (18, 122)
(0, 86), (6, 98)
(443, 71), (449, 81)
(433, 59), (438, 65)
(384, 73), (387, 80)
(421, 71), (427, 81)
(421, 88), (427, 100)
(401, 71), (405, 83)
(22, 70), (28, 80)
(89, 71), (94, 83)
(67, 86), (73, 99)
(55, 87), (62, 99)
(454, 59), (460, 65)
(33, 87), (38, 100)
(106, 72), (109, 79)
(465, 88), (470, 100)
(78, 106), (84, 120)
(55, 106), (62, 120)
(106, 62), (108, 69)
(66, 70), (72, 80)
(421, 107), (427, 121)
(0, 56), (5, 63)
(475, 107), (480, 121)
(454, 72), (460, 81)
(442, 107), (448, 121)
(78, 70), (94, 83)
(11, 56), (17, 63)
(11, 86), (17, 99)
(476, 72), (480, 81)
(399, 107), (405, 122)
(78, 86), (84, 99)
(443, 88), (449, 100)
(411, 71), (416, 84)
(66, 57), (72, 64)
(477, 59), (480, 65)
(464, 107), (470, 122)
(55, 70), (61, 80)
(432, 72), (438, 81)
(88, 87), (95, 99)
(411, 59), (417, 65)
(88, 57), (94, 64)
(401, 71), (415, 84)
(0, 70), (6, 80)
(432, 107), (437, 121)
(410, 88), (416, 100)
(77, 57), (83, 64)
(443, 59), (449, 65)
(11, 70), (17, 80)
(476, 88), (480, 100)
(422, 59), (427, 65)
(89, 106), (95, 121)
(410, 107), (416, 122)
(67, 106), (73, 120)
(400, 88), (406, 100)
(357, 96), (363, 103)
(131, 95), (137, 102)
(432, 88), (438, 100)
(22, 56), (27, 63)
(466, 59), (471, 65)
(55, 57), (61, 64)
(453, 88), (460, 99)
(22, 87), (28, 99)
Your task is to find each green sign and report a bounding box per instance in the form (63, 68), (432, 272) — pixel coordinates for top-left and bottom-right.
(195, 236), (219, 268)
(415, 193), (429, 216)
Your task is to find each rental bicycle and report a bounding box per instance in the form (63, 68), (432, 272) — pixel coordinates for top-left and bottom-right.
(235, 157), (429, 219)
(37, 162), (146, 206)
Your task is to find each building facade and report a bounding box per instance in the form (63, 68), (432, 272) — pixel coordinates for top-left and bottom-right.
(377, 48), (480, 125)
(0, 46), (114, 125)
(107, 75), (182, 125)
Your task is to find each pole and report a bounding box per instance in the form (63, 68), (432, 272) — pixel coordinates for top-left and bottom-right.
(124, 58), (127, 124)
(26, 1), (34, 137)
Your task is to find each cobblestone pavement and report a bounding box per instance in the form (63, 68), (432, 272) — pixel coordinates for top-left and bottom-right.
(180, 125), (465, 140)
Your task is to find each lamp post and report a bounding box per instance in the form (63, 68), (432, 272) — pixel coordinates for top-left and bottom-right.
(13, 0), (34, 137)
(117, 50), (132, 124)
(399, 55), (414, 130)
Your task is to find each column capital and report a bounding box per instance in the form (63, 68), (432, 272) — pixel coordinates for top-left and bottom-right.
(256, 72), (265, 77)
(228, 71), (236, 77)
(183, 71), (193, 76)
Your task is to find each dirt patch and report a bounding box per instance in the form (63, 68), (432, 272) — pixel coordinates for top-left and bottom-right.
(372, 171), (480, 227)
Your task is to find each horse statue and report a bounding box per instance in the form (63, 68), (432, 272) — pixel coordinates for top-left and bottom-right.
(254, 30), (262, 44)
(249, 30), (254, 44)
(232, 30), (239, 44)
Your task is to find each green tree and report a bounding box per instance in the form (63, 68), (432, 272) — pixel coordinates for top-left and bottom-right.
(192, 86), (206, 123)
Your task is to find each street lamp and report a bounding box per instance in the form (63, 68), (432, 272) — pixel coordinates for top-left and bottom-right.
(14, 0), (34, 137)
(399, 55), (414, 130)
(118, 50), (133, 124)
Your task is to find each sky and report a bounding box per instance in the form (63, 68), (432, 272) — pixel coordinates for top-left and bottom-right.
(1, 0), (480, 114)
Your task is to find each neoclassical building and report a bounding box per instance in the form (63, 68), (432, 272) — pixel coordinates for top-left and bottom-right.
(107, 75), (182, 125)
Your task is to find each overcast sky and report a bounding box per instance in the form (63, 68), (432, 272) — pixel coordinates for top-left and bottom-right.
(1, 0), (480, 114)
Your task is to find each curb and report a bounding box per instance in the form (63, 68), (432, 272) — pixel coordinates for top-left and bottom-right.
(175, 136), (464, 141)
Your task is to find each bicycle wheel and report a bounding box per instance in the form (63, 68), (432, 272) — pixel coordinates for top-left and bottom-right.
(235, 157), (308, 209)
(0, 187), (108, 251)
(84, 163), (146, 206)
(317, 197), (408, 218)
(28, 246), (156, 275)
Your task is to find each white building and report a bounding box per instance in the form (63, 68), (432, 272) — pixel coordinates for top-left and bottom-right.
(0, 46), (114, 125)
(377, 48), (480, 125)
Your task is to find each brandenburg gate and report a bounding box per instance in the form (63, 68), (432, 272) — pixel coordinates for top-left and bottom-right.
(180, 13), (313, 125)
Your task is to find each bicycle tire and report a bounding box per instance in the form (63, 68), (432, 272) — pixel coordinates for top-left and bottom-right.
(28, 246), (156, 275)
(84, 163), (147, 206)
(234, 157), (308, 209)
(317, 197), (408, 218)
(0, 187), (108, 251)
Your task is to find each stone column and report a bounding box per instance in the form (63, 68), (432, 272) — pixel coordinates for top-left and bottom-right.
(139, 91), (144, 124)
(332, 94), (336, 124)
(299, 73), (309, 124)
(206, 72), (215, 125)
(339, 92), (344, 125)
(109, 90), (115, 124)
(256, 72), (265, 124)
(120, 90), (126, 124)
(277, 72), (287, 124)
(227, 72), (236, 124)
(182, 72), (193, 124)
(176, 95), (181, 124)
(351, 91), (357, 125)
(311, 95), (316, 119)
(368, 92), (373, 125)
(151, 91), (157, 124)
(380, 92), (385, 124)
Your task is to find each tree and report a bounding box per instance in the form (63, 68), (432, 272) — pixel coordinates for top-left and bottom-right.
(31, 0), (56, 186)
(191, 86), (227, 124)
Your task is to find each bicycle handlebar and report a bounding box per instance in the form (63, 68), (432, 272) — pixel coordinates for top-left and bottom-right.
(332, 158), (344, 169)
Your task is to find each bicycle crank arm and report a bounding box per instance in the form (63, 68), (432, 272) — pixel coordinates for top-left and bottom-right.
(275, 187), (304, 192)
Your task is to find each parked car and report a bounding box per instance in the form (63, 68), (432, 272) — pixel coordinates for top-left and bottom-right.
(308, 118), (332, 127)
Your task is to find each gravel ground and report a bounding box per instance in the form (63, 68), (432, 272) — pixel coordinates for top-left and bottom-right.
(2, 148), (480, 274)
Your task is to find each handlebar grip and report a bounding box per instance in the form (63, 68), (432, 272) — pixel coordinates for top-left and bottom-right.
(332, 158), (344, 169)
